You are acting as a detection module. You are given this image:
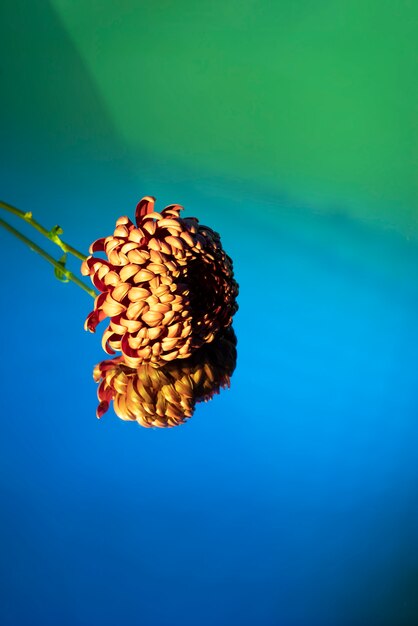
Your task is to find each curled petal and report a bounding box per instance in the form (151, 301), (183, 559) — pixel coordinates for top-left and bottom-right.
(84, 256), (113, 273)
(121, 333), (141, 360)
(111, 282), (131, 302)
(101, 295), (126, 317)
(93, 328), (237, 427)
(84, 309), (106, 333)
(162, 204), (184, 216)
(135, 196), (156, 224)
(82, 196), (239, 368)
(101, 329), (117, 355)
(134, 269), (155, 283)
(141, 310), (164, 327)
(115, 216), (133, 227)
(142, 212), (162, 221)
(165, 235), (184, 250)
(96, 400), (109, 419)
(89, 237), (106, 254)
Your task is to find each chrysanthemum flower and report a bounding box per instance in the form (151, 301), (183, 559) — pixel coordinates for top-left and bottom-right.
(81, 197), (238, 367)
(93, 328), (237, 427)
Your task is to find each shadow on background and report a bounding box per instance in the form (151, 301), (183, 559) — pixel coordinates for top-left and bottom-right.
(0, 0), (137, 224)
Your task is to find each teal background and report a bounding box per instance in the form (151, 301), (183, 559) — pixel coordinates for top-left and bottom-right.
(0, 2), (417, 625)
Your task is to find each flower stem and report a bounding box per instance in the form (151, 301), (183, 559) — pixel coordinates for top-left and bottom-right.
(0, 217), (96, 298)
(0, 199), (88, 261)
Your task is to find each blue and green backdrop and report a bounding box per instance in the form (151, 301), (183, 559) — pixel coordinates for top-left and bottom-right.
(0, 2), (417, 625)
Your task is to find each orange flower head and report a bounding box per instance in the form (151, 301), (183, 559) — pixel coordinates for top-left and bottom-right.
(81, 197), (238, 367)
(93, 327), (237, 427)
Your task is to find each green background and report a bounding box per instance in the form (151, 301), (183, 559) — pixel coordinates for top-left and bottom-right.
(2, 0), (417, 236)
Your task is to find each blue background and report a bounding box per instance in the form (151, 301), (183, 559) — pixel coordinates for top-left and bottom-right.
(0, 2), (417, 625)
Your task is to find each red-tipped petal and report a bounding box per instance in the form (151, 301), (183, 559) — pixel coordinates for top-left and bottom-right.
(84, 310), (106, 333)
(94, 291), (107, 310)
(85, 256), (113, 271)
(91, 272), (108, 293)
(162, 204), (184, 215)
(89, 238), (106, 254)
(121, 333), (140, 359)
(135, 196), (156, 224)
(97, 400), (109, 419)
(101, 329), (117, 355)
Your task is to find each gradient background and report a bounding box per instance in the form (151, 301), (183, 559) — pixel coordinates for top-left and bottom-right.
(0, 2), (417, 625)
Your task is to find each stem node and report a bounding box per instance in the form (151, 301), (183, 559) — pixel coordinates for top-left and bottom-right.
(0, 202), (96, 299)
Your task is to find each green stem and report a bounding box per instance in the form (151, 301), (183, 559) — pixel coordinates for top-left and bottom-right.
(0, 217), (96, 298)
(0, 199), (88, 261)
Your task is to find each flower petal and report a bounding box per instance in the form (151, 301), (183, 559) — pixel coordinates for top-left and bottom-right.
(135, 196), (156, 224)
(89, 237), (106, 254)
